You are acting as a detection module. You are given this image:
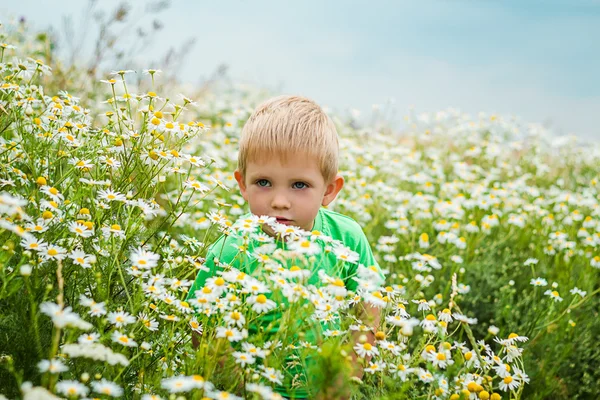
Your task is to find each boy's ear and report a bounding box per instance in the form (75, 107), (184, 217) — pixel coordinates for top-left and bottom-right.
(234, 170), (248, 201)
(322, 174), (344, 207)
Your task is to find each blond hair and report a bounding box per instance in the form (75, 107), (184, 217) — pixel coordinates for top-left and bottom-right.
(237, 95), (339, 182)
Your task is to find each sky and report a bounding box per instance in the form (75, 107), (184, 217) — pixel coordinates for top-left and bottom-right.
(3, 0), (600, 140)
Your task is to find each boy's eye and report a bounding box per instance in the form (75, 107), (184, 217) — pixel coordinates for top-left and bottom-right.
(292, 182), (308, 189)
(256, 179), (271, 187)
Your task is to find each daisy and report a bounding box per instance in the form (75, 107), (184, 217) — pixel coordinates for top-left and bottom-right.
(37, 359), (68, 373)
(69, 249), (93, 268)
(223, 310), (246, 328)
(364, 360), (386, 374)
(232, 351), (256, 367)
(56, 380), (89, 397)
(69, 221), (94, 238)
(570, 287), (587, 297)
(211, 391), (243, 400)
(25, 219), (49, 233)
(99, 156), (122, 169)
(161, 376), (195, 393)
(78, 332), (100, 344)
(242, 342), (267, 358)
(389, 363), (413, 381)
(68, 158), (94, 170)
(530, 277), (547, 287)
(102, 224), (126, 239)
(107, 311), (136, 328)
(41, 244), (67, 261)
(111, 331), (138, 347)
(98, 189), (126, 203)
(184, 179), (210, 192)
(378, 340), (402, 355)
(140, 314), (159, 331)
(544, 290), (563, 302)
(20, 236), (47, 252)
(91, 379), (123, 397)
(141, 395), (163, 400)
(498, 373), (521, 391)
(418, 233), (430, 248)
(288, 238), (322, 255)
(40, 185), (64, 202)
(189, 318), (203, 333)
(216, 326), (246, 342)
(333, 245), (359, 264)
(130, 247), (160, 270)
(248, 294), (277, 314)
(354, 342), (379, 358)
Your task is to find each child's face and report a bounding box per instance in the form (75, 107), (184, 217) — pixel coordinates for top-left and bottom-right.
(234, 152), (344, 233)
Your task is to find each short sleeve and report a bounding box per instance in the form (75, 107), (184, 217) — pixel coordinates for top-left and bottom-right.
(185, 235), (228, 302)
(344, 228), (384, 292)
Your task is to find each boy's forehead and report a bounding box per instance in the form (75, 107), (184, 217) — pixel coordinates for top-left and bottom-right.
(245, 154), (326, 179)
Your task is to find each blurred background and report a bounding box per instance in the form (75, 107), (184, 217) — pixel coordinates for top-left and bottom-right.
(2, 0), (599, 140)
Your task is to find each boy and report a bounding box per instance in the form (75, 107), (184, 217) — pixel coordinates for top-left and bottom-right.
(187, 95), (383, 399)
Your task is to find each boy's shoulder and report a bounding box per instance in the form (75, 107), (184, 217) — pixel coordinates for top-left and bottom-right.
(318, 207), (367, 242)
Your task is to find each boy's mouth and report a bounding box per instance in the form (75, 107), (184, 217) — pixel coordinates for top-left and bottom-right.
(275, 217), (293, 225)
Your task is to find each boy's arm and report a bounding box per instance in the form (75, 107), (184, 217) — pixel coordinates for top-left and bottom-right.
(350, 302), (381, 380)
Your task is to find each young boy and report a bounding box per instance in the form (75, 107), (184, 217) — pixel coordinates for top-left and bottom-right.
(187, 95), (383, 399)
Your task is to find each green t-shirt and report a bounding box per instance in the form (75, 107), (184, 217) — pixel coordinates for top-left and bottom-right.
(186, 207), (383, 398)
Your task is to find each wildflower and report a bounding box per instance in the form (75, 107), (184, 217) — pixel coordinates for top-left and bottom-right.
(189, 318), (203, 333)
(91, 379), (123, 397)
(257, 366), (283, 385)
(140, 314), (159, 331)
(56, 380), (89, 397)
(495, 333), (529, 346)
(498, 373), (521, 391)
(365, 360), (386, 373)
(111, 331), (138, 347)
(69, 158), (94, 170)
(544, 289), (563, 302)
(378, 340), (402, 355)
(333, 245), (359, 263)
(78, 332), (100, 344)
(420, 314), (437, 332)
(216, 326), (246, 342)
(419, 233), (430, 248)
(570, 287), (587, 297)
(40, 185), (64, 202)
(40, 302), (92, 330)
(20, 236), (47, 252)
(98, 189), (126, 203)
(37, 359), (68, 373)
(223, 310), (246, 328)
(524, 258), (539, 266)
(453, 313), (478, 324)
(98, 156), (122, 169)
(69, 221), (94, 238)
(354, 342), (379, 358)
(161, 375), (196, 393)
(107, 311), (136, 327)
(232, 351), (256, 367)
(248, 294), (277, 313)
(438, 308), (453, 322)
(530, 277), (547, 287)
(102, 224), (126, 239)
(41, 244), (67, 261)
(127, 248), (160, 271)
(289, 238), (322, 255)
(69, 249), (94, 268)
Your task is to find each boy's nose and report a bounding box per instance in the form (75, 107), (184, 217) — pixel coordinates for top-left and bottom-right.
(271, 192), (291, 210)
